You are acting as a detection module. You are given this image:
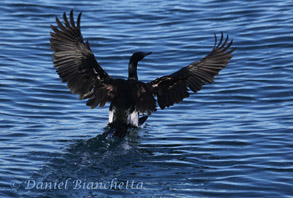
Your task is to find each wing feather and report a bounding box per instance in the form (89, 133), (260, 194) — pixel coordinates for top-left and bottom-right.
(50, 10), (115, 108)
(150, 33), (235, 109)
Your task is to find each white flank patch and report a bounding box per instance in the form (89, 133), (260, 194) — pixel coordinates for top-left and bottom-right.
(127, 111), (139, 127)
(109, 109), (114, 123)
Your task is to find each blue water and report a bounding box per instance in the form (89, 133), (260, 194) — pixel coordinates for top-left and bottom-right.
(0, 0), (292, 197)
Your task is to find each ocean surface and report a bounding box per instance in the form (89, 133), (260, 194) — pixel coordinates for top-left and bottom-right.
(0, 0), (292, 197)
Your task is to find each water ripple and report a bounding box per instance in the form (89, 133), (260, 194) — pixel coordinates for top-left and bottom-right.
(0, 0), (292, 197)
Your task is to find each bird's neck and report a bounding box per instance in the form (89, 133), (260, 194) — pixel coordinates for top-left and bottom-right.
(128, 62), (138, 80)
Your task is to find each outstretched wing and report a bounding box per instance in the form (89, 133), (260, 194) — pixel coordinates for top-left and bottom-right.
(50, 10), (115, 108)
(150, 33), (235, 109)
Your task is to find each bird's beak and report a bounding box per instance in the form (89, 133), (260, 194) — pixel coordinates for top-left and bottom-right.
(144, 52), (152, 57)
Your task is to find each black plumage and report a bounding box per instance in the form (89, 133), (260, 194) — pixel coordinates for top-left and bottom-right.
(50, 10), (235, 137)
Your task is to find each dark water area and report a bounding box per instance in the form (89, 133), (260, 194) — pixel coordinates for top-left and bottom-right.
(0, 0), (292, 197)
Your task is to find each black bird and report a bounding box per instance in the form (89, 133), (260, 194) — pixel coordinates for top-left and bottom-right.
(50, 11), (235, 138)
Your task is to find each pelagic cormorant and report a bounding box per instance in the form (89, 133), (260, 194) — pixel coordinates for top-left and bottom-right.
(50, 11), (235, 138)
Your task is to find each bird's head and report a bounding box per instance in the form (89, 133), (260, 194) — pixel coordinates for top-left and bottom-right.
(128, 52), (152, 80)
(129, 52), (152, 64)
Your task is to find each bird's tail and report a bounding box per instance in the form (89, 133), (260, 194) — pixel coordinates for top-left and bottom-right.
(103, 116), (148, 138)
(103, 124), (129, 138)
